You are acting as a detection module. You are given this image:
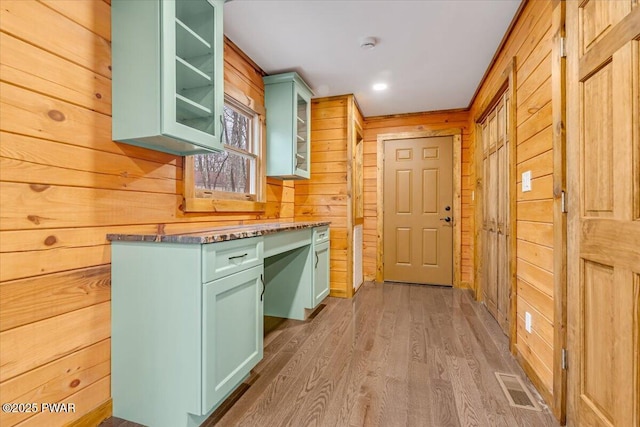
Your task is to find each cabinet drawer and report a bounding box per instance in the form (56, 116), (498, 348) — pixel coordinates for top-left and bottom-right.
(314, 226), (329, 243)
(202, 237), (263, 283)
(263, 229), (311, 258)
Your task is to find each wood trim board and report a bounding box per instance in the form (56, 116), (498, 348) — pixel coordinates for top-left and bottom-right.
(550, 0), (567, 422)
(63, 399), (112, 427)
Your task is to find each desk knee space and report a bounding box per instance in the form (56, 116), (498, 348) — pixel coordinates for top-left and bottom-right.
(263, 226), (330, 320)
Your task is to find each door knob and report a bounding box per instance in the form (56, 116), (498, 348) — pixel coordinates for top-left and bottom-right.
(440, 216), (452, 223)
(445, 206), (451, 211)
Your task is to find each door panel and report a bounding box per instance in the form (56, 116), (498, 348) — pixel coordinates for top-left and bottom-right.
(583, 63), (614, 216)
(383, 136), (453, 285)
(422, 229), (438, 266)
(580, 0), (632, 54)
(567, 1), (639, 426)
(396, 228), (412, 265)
(582, 260), (616, 423)
(422, 169), (439, 213)
(497, 131), (510, 327)
(396, 170), (412, 213)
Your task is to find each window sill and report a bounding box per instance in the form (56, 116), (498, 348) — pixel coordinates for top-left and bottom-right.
(183, 198), (266, 213)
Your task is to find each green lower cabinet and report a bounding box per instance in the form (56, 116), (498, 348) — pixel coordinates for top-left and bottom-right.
(110, 228), (328, 425)
(203, 265), (263, 410)
(110, 238), (264, 427)
(313, 241), (330, 306)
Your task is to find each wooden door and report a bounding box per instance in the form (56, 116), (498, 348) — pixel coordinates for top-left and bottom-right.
(566, 1), (639, 426)
(383, 137), (453, 285)
(480, 94), (511, 335)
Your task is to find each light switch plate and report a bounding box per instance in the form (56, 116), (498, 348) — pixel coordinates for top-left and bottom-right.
(522, 171), (532, 192)
(525, 312), (532, 333)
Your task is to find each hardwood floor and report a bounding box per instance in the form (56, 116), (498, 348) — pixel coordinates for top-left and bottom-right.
(102, 282), (560, 427)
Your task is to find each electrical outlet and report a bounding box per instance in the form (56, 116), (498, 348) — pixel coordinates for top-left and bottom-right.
(525, 312), (532, 333)
(522, 171), (532, 192)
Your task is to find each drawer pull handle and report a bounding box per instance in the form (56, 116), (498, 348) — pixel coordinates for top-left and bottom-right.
(228, 253), (248, 261)
(260, 274), (265, 301)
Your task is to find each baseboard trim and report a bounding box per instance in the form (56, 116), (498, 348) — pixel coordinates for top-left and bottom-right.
(64, 399), (112, 427)
(513, 350), (554, 413)
(329, 289), (348, 298)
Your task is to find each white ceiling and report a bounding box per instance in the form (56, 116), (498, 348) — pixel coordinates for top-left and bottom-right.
(224, 0), (521, 117)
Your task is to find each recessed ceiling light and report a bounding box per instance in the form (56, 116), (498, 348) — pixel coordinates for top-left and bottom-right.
(373, 83), (388, 91)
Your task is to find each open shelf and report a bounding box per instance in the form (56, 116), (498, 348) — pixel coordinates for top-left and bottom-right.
(188, 54), (214, 76)
(181, 85), (213, 107)
(174, 0), (216, 139)
(174, 0), (216, 138)
(176, 18), (211, 59)
(176, 0), (214, 46)
(176, 94), (212, 119)
(295, 151), (308, 170)
(176, 56), (211, 90)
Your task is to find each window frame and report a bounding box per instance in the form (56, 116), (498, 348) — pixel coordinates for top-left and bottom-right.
(183, 84), (266, 213)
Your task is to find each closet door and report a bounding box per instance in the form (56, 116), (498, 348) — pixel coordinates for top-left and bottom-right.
(566, 1), (639, 425)
(482, 94), (511, 335)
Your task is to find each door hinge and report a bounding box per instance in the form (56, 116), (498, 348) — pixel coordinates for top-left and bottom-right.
(561, 190), (567, 213)
(559, 37), (567, 58)
(561, 348), (568, 370)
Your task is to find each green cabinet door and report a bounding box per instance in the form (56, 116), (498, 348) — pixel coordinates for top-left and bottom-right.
(112, 0), (224, 155)
(203, 264), (264, 410)
(313, 241), (330, 307)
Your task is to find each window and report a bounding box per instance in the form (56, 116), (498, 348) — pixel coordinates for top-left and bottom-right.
(183, 90), (265, 212)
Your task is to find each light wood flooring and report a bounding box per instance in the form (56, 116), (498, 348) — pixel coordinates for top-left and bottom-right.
(102, 282), (560, 427)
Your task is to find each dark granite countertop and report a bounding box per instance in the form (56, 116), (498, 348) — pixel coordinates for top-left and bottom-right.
(106, 221), (331, 244)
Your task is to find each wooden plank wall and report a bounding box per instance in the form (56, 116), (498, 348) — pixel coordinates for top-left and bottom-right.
(362, 111), (472, 284)
(294, 95), (363, 297)
(469, 0), (555, 400)
(0, 2), (293, 425)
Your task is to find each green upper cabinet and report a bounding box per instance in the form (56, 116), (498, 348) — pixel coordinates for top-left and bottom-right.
(112, 0), (224, 156)
(263, 72), (313, 179)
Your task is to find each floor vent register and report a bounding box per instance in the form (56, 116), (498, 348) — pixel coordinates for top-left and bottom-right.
(494, 372), (541, 411)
